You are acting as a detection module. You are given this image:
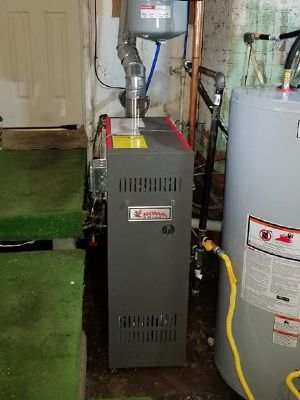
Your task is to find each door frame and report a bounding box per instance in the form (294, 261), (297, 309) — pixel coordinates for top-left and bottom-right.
(81, 0), (94, 142)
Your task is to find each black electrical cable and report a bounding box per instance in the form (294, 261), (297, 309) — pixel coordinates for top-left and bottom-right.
(257, 34), (270, 41)
(285, 35), (300, 70)
(257, 29), (300, 41)
(94, 0), (125, 90)
(279, 29), (300, 40)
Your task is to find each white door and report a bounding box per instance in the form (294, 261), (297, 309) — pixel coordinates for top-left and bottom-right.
(0, 0), (83, 127)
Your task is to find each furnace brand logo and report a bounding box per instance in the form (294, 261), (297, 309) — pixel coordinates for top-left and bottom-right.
(134, 210), (168, 219)
(128, 207), (172, 222)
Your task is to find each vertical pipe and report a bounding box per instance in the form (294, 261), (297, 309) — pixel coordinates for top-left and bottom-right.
(190, 1), (206, 297)
(188, 0), (204, 150)
(117, 0), (147, 118)
(199, 86), (224, 231)
(178, 67), (186, 132)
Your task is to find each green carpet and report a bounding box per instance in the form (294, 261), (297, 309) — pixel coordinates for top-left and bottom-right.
(96, 398), (152, 400)
(0, 149), (86, 240)
(0, 250), (85, 400)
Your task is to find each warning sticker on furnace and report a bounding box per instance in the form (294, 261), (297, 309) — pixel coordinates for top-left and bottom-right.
(241, 215), (300, 318)
(273, 314), (299, 347)
(112, 135), (148, 149)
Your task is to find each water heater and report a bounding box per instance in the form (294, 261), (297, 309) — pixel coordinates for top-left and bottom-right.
(127, 0), (188, 41)
(216, 87), (300, 399)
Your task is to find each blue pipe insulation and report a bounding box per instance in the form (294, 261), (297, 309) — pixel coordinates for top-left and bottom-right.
(183, 0), (190, 60)
(146, 41), (161, 93)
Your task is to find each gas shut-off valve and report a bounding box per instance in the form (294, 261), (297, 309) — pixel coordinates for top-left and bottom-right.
(191, 244), (204, 296)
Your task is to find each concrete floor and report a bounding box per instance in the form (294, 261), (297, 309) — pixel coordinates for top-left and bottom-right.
(83, 246), (243, 400)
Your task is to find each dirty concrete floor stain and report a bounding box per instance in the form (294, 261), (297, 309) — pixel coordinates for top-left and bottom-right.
(83, 249), (242, 400)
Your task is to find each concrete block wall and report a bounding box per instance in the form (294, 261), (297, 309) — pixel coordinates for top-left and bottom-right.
(198, 0), (300, 154)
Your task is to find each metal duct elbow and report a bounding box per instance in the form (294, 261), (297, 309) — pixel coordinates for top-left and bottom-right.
(117, 0), (147, 118)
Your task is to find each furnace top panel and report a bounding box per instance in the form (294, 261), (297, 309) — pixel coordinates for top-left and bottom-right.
(107, 117), (191, 155)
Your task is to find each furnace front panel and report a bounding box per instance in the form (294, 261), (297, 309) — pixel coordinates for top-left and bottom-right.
(107, 117), (193, 368)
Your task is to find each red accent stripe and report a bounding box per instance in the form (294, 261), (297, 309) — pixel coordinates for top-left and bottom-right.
(165, 116), (191, 150)
(273, 329), (299, 338)
(106, 116), (112, 150)
(249, 216), (300, 234)
(275, 314), (300, 323)
(277, 88), (296, 93)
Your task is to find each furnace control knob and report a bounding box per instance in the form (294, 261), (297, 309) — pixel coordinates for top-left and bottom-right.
(162, 224), (175, 236)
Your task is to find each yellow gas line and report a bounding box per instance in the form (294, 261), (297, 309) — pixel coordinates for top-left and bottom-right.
(202, 238), (255, 400)
(286, 371), (300, 399)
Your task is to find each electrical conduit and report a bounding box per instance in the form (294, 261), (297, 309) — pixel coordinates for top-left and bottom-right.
(202, 238), (255, 400)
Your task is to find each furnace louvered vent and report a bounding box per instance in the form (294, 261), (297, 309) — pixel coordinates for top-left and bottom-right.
(119, 177), (182, 193)
(118, 313), (177, 344)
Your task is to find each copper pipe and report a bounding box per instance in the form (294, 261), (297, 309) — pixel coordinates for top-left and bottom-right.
(188, 0), (204, 150)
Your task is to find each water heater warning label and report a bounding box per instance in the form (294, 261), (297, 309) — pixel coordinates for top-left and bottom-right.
(247, 216), (300, 261)
(241, 215), (300, 319)
(272, 314), (299, 347)
(140, 5), (171, 19)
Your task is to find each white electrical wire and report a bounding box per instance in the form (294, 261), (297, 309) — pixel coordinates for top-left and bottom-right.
(0, 241), (36, 248)
(192, 229), (198, 238)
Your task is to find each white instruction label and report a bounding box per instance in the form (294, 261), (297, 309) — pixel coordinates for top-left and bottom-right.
(241, 216), (300, 318)
(140, 5), (171, 19)
(273, 314), (299, 347)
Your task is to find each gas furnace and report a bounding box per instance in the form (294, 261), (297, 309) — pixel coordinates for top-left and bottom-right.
(107, 117), (193, 368)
